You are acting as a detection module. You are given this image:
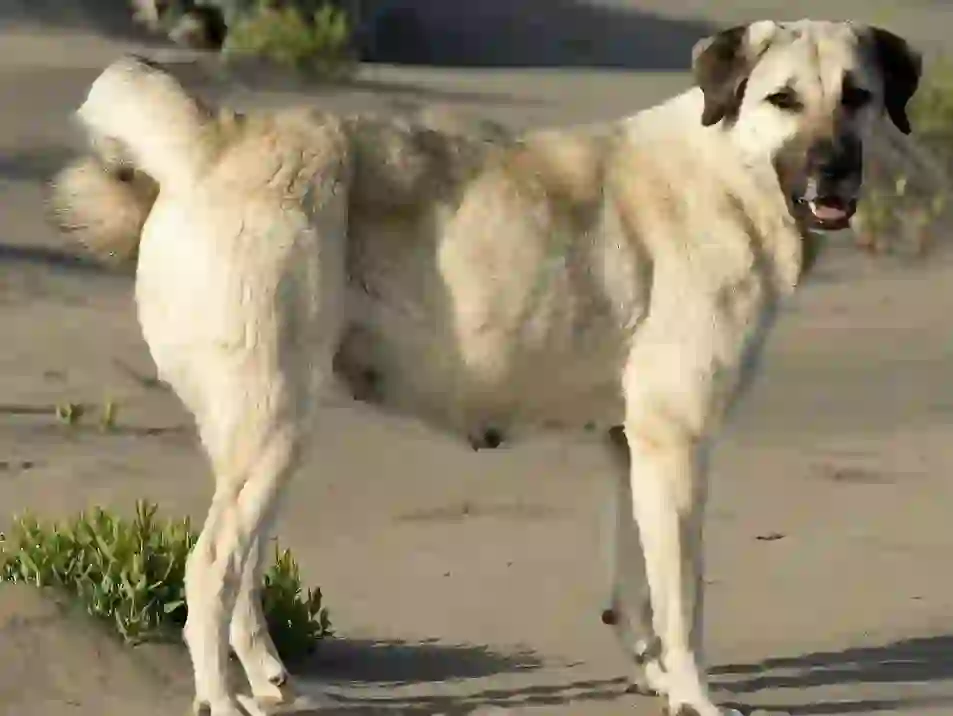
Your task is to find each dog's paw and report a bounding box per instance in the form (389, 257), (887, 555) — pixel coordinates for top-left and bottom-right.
(244, 670), (298, 706)
(626, 641), (667, 697)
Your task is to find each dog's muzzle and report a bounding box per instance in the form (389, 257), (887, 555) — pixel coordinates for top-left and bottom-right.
(792, 135), (862, 232)
(794, 191), (858, 231)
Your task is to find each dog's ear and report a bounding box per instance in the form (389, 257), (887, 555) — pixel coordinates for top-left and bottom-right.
(692, 25), (754, 126)
(865, 27), (922, 135)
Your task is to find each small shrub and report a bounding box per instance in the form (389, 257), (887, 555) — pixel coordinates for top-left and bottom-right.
(0, 500), (331, 662)
(225, 1), (356, 78)
(55, 401), (85, 426)
(910, 59), (953, 142)
(52, 399), (118, 431)
(100, 399), (119, 431)
(857, 60), (953, 256)
(263, 546), (332, 658)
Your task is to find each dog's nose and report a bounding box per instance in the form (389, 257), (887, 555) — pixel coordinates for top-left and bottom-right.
(820, 156), (855, 182)
(810, 136), (861, 182)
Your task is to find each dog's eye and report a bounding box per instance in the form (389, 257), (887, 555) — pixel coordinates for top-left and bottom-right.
(765, 89), (803, 111)
(842, 85), (872, 111)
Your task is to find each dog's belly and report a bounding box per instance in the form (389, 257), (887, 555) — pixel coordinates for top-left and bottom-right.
(336, 169), (643, 445)
(333, 303), (627, 446)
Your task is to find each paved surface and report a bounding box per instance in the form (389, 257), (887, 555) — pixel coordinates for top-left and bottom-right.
(2, 2), (953, 715)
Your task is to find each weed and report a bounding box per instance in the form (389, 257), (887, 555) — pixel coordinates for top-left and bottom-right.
(0, 501), (331, 661)
(55, 402), (84, 426)
(856, 60), (953, 256)
(225, 1), (356, 78)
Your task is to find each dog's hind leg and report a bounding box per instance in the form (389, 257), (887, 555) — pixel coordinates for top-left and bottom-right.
(138, 153), (350, 716)
(183, 365), (312, 716)
(182, 301), (345, 716)
(601, 426), (668, 697)
(229, 532), (289, 701)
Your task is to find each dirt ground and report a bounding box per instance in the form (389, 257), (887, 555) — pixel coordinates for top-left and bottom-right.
(3, 2), (953, 715)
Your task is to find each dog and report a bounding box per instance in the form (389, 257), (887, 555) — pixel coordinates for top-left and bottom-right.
(48, 20), (921, 716)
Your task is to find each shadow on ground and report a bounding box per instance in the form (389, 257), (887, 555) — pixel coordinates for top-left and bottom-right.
(361, 0), (714, 70)
(713, 634), (953, 715)
(3, 0), (715, 72)
(287, 637), (629, 714)
(0, 146), (76, 184)
(299, 633), (953, 714)
(306, 637), (544, 685)
(217, 65), (550, 108)
(0, 0), (157, 42)
(0, 243), (118, 276)
(314, 677), (630, 714)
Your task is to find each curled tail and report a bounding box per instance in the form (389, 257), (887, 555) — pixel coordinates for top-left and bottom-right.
(47, 155), (158, 267)
(47, 55), (219, 266)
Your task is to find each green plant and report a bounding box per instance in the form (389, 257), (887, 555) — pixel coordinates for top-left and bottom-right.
(263, 546), (332, 658)
(910, 59), (953, 140)
(55, 401), (85, 426)
(0, 501), (331, 661)
(857, 60), (953, 256)
(225, 1), (356, 77)
(100, 398), (119, 431)
(52, 399), (120, 430)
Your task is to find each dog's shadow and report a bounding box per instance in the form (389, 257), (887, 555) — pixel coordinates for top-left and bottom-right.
(712, 634), (953, 715)
(281, 634), (953, 714)
(303, 637), (543, 686)
(281, 637), (628, 714)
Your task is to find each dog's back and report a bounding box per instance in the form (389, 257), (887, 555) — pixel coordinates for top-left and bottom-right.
(48, 63), (512, 270)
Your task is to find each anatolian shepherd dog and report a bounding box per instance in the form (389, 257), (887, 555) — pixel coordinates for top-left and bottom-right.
(49, 20), (922, 716)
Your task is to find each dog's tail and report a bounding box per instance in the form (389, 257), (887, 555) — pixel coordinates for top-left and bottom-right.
(48, 156), (159, 267)
(47, 55), (218, 266)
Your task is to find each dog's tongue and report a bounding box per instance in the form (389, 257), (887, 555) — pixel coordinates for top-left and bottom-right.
(809, 198), (849, 222)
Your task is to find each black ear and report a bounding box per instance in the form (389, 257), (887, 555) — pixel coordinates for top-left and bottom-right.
(692, 25), (751, 126)
(866, 27), (922, 135)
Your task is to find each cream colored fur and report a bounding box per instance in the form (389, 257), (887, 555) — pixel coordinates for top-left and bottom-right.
(48, 155), (157, 267)
(49, 22), (924, 716)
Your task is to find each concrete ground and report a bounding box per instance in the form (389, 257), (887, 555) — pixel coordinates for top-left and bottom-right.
(2, 2), (953, 715)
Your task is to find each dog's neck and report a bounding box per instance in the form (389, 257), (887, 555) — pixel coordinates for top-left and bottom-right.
(637, 87), (817, 293)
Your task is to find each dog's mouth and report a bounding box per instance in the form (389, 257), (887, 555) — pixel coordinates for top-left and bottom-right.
(794, 195), (857, 231)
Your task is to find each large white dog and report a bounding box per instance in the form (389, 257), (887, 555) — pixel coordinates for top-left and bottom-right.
(50, 20), (922, 716)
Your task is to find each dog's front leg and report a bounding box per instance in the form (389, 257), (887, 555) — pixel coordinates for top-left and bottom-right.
(624, 415), (715, 715)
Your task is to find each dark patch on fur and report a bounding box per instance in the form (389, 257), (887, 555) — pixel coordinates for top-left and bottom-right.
(606, 424), (627, 450)
(470, 427), (504, 451)
(692, 25), (752, 127)
(347, 116), (507, 212)
(863, 26), (922, 135)
(115, 166), (136, 183)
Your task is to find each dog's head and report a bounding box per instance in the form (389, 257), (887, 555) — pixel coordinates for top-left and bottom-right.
(692, 20), (921, 231)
